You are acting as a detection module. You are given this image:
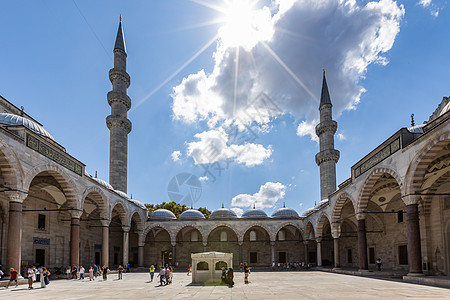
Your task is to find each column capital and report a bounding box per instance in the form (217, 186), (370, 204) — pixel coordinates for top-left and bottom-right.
(303, 241), (309, 246)
(270, 241), (276, 246)
(122, 225), (130, 232)
(70, 209), (83, 219)
(356, 212), (366, 220)
(5, 190), (27, 203)
(331, 223), (341, 238)
(403, 194), (420, 206)
(100, 219), (111, 227)
(316, 238), (322, 243)
(171, 241), (177, 247)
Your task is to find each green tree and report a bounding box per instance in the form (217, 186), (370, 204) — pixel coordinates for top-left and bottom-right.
(145, 201), (211, 218)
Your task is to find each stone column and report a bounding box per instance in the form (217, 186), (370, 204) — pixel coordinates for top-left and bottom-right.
(122, 226), (130, 266)
(70, 211), (82, 267)
(203, 242), (207, 252)
(238, 242), (243, 263)
(331, 225), (341, 269)
(271, 242), (275, 263)
(101, 220), (110, 267)
(316, 239), (322, 267)
(138, 232), (145, 267)
(404, 195), (423, 275)
(172, 243), (176, 265)
(357, 214), (368, 270)
(304, 241), (308, 263)
(6, 191), (26, 274)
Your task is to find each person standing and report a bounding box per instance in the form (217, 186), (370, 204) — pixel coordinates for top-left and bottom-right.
(149, 265), (155, 282)
(66, 266), (71, 279)
(79, 266), (85, 280)
(240, 262), (243, 273)
(89, 266), (94, 281)
(72, 265), (78, 279)
(244, 263), (251, 284)
(40, 267), (46, 288)
(27, 266), (35, 289)
(158, 267), (165, 285)
(118, 265), (124, 280)
(187, 264), (191, 275)
(376, 258), (382, 271)
(127, 263), (130, 273)
(6, 268), (19, 288)
(102, 265), (108, 281)
(226, 268), (234, 287)
(164, 266), (170, 285)
(93, 265), (98, 278)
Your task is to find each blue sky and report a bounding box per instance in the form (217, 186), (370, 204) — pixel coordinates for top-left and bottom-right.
(1, 0), (448, 216)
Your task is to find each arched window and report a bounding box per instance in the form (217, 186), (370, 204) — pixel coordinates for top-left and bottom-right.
(249, 230), (256, 241)
(278, 230), (285, 241)
(191, 231), (199, 242)
(197, 261), (209, 270)
(215, 261), (227, 270)
(220, 231), (227, 242)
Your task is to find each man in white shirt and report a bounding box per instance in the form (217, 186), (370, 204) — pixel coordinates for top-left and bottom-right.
(79, 266), (85, 280)
(27, 267), (35, 289)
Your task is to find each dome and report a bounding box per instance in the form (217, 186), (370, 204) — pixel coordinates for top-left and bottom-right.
(92, 177), (113, 190)
(210, 207), (237, 219)
(129, 199), (146, 209)
(150, 209), (177, 220)
(0, 113), (54, 141)
(242, 208), (268, 218)
(271, 207), (299, 218)
(179, 209), (205, 219)
(302, 207), (317, 217)
(314, 199), (329, 210)
(114, 190), (130, 200)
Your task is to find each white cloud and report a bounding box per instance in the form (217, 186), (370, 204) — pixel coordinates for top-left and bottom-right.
(418, 0), (432, 7)
(172, 0), (405, 141)
(296, 119), (319, 142)
(299, 202), (303, 207)
(336, 133), (346, 141)
(186, 128), (272, 167)
(417, 0), (440, 16)
(171, 150), (182, 162)
(198, 176), (209, 182)
(232, 182), (286, 208)
(230, 207), (244, 217)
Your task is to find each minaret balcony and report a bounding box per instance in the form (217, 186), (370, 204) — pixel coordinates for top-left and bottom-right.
(315, 120), (337, 137)
(315, 149), (340, 166)
(109, 68), (130, 87)
(107, 91), (131, 110)
(106, 115), (132, 133)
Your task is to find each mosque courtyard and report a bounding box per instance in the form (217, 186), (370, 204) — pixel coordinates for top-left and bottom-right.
(0, 271), (448, 299)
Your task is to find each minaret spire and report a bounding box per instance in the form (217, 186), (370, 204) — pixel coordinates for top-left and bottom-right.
(315, 70), (340, 200)
(107, 17), (132, 193)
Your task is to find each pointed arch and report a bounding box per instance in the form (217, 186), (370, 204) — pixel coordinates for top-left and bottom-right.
(332, 192), (356, 223)
(241, 223), (273, 242)
(273, 222), (303, 242)
(305, 221), (316, 241)
(357, 166), (404, 213)
(0, 137), (23, 190)
(109, 201), (129, 226)
(316, 212), (331, 239)
(174, 224), (205, 243)
(206, 223), (240, 242)
(81, 186), (109, 219)
(130, 211), (144, 232)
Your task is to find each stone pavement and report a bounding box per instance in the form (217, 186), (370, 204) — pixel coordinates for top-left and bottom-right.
(0, 271), (449, 300)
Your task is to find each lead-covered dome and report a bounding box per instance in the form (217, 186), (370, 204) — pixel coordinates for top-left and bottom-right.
(92, 177), (113, 190)
(179, 209), (205, 219)
(210, 207), (237, 219)
(242, 208), (267, 218)
(0, 113), (54, 141)
(271, 207), (299, 218)
(150, 209), (177, 220)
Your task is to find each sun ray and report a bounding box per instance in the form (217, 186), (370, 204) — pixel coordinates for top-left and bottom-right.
(274, 26), (315, 42)
(232, 46), (240, 118)
(261, 41), (318, 104)
(190, 0), (226, 13)
(130, 33), (219, 113)
(166, 19), (224, 34)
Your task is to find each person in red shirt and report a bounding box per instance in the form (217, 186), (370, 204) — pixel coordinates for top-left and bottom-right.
(7, 268), (19, 288)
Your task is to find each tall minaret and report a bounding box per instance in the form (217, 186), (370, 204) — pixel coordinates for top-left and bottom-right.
(107, 16), (132, 193)
(315, 70), (339, 200)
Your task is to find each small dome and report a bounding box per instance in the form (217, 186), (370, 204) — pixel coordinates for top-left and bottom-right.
(210, 207), (237, 219)
(272, 207), (299, 218)
(179, 209), (205, 219)
(92, 177), (113, 190)
(302, 207), (317, 217)
(242, 208), (268, 218)
(150, 209), (176, 220)
(314, 199), (329, 210)
(0, 113), (54, 141)
(129, 198), (146, 209)
(114, 190), (130, 200)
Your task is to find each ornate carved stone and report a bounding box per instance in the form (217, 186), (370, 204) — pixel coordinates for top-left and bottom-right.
(107, 91), (131, 110)
(315, 149), (340, 165)
(315, 120), (337, 137)
(109, 68), (130, 88)
(106, 115), (132, 133)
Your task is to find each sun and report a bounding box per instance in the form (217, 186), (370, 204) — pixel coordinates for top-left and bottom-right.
(218, 0), (274, 50)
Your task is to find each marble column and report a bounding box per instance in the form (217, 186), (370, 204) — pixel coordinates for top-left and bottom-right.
(70, 211), (82, 267)
(6, 191), (26, 274)
(238, 242), (243, 263)
(271, 242), (275, 263)
(304, 242), (308, 263)
(203, 242), (207, 252)
(101, 220), (110, 267)
(333, 238), (340, 268)
(357, 215), (368, 270)
(172, 244), (176, 265)
(406, 203), (423, 275)
(316, 239), (322, 267)
(138, 232), (145, 267)
(122, 226), (130, 266)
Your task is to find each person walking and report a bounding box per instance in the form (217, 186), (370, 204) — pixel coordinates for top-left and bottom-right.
(40, 267), (46, 288)
(164, 266), (170, 285)
(118, 265), (124, 280)
(244, 263), (251, 284)
(226, 267), (234, 287)
(149, 265), (155, 282)
(102, 265), (108, 281)
(89, 266), (94, 281)
(27, 266), (35, 289)
(127, 263), (130, 273)
(187, 264), (191, 275)
(72, 265), (78, 279)
(66, 266), (71, 279)
(157, 267), (165, 285)
(6, 268), (19, 288)
(79, 266), (85, 280)
(93, 265), (98, 278)
(43, 268), (50, 286)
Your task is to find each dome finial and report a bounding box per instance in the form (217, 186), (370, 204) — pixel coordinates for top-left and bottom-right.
(323, 68), (325, 76)
(411, 113), (415, 126)
(120, 14), (122, 22)
(95, 171), (97, 178)
(283, 202), (285, 208)
(253, 202), (256, 209)
(222, 203), (224, 208)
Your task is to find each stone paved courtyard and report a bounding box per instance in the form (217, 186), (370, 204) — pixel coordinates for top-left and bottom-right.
(0, 271), (449, 299)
